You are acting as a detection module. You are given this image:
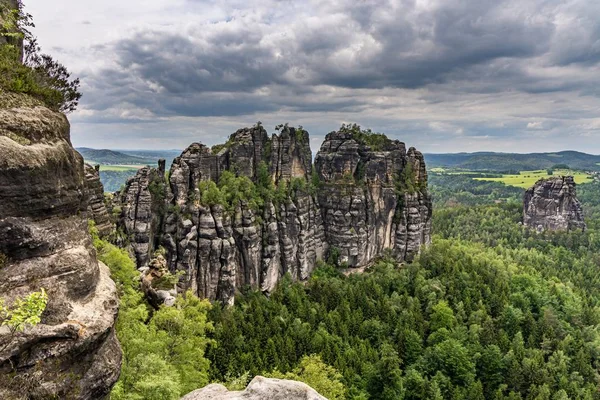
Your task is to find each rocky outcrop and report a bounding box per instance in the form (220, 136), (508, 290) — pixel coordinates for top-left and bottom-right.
(523, 176), (586, 232)
(140, 252), (177, 308)
(84, 163), (113, 238)
(0, 95), (121, 399)
(314, 129), (432, 265)
(181, 376), (327, 400)
(118, 163), (166, 269)
(117, 124), (431, 304)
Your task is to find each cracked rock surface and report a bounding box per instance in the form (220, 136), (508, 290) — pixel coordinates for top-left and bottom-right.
(180, 376), (327, 400)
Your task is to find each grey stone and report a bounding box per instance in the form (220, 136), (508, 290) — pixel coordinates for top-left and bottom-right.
(523, 176), (586, 232)
(116, 125), (431, 304)
(180, 376), (327, 400)
(84, 163), (114, 238)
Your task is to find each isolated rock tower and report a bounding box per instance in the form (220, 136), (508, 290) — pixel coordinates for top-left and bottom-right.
(523, 176), (586, 232)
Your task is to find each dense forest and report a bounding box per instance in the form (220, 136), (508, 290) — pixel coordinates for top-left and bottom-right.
(96, 175), (600, 399)
(206, 206), (600, 399)
(428, 174), (523, 207)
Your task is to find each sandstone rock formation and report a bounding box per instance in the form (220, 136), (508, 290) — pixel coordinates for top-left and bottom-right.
(0, 94), (121, 399)
(180, 376), (326, 400)
(84, 163), (114, 238)
(116, 124), (432, 304)
(315, 128), (432, 265)
(523, 176), (586, 232)
(118, 163), (166, 269)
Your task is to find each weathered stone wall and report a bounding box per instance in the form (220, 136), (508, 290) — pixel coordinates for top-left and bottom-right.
(523, 176), (586, 232)
(0, 99), (121, 399)
(314, 130), (432, 266)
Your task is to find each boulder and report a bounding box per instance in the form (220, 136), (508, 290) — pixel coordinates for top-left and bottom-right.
(180, 376), (327, 400)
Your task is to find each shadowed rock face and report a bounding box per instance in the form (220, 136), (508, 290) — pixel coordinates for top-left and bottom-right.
(84, 164), (114, 238)
(523, 176), (586, 232)
(0, 99), (121, 399)
(180, 376), (326, 400)
(117, 125), (432, 304)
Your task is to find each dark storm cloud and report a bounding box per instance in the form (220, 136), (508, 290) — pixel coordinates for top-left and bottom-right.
(77, 0), (600, 134)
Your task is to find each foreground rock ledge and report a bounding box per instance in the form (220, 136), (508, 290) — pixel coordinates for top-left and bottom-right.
(0, 96), (121, 399)
(181, 376), (327, 400)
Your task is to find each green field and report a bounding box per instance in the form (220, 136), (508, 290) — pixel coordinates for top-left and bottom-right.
(429, 167), (499, 176)
(475, 169), (593, 188)
(98, 165), (144, 172)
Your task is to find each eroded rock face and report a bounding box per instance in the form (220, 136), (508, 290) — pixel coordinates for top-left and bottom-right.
(523, 176), (586, 232)
(84, 163), (113, 238)
(180, 376), (327, 400)
(118, 164), (166, 269)
(117, 125), (431, 304)
(314, 130), (432, 265)
(0, 100), (121, 399)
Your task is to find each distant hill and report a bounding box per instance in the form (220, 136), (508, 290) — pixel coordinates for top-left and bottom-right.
(76, 148), (183, 192)
(76, 148), (181, 166)
(76, 148), (156, 165)
(118, 149), (182, 163)
(425, 151), (600, 172)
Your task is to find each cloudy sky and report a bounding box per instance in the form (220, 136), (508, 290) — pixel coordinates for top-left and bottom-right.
(26, 0), (600, 153)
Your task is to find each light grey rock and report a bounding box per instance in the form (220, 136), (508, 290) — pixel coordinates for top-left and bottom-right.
(118, 166), (166, 268)
(523, 176), (586, 232)
(314, 129), (432, 267)
(181, 376), (327, 400)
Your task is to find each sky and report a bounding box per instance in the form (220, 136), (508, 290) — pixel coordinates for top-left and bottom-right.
(25, 0), (600, 154)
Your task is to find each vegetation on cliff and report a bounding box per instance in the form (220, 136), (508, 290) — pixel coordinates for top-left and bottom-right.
(0, 288), (47, 352)
(0, 0), (81, 112)
(339, 123), (393, 151)
(91, 223), (214, 400)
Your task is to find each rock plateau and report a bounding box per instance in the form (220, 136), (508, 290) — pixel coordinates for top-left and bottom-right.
(180, 376), (327, 400)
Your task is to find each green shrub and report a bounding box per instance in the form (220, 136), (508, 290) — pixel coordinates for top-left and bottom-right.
(90, 221), (214, 399)
(339, 123), (391, 151)
(265, 355), (346, 400)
